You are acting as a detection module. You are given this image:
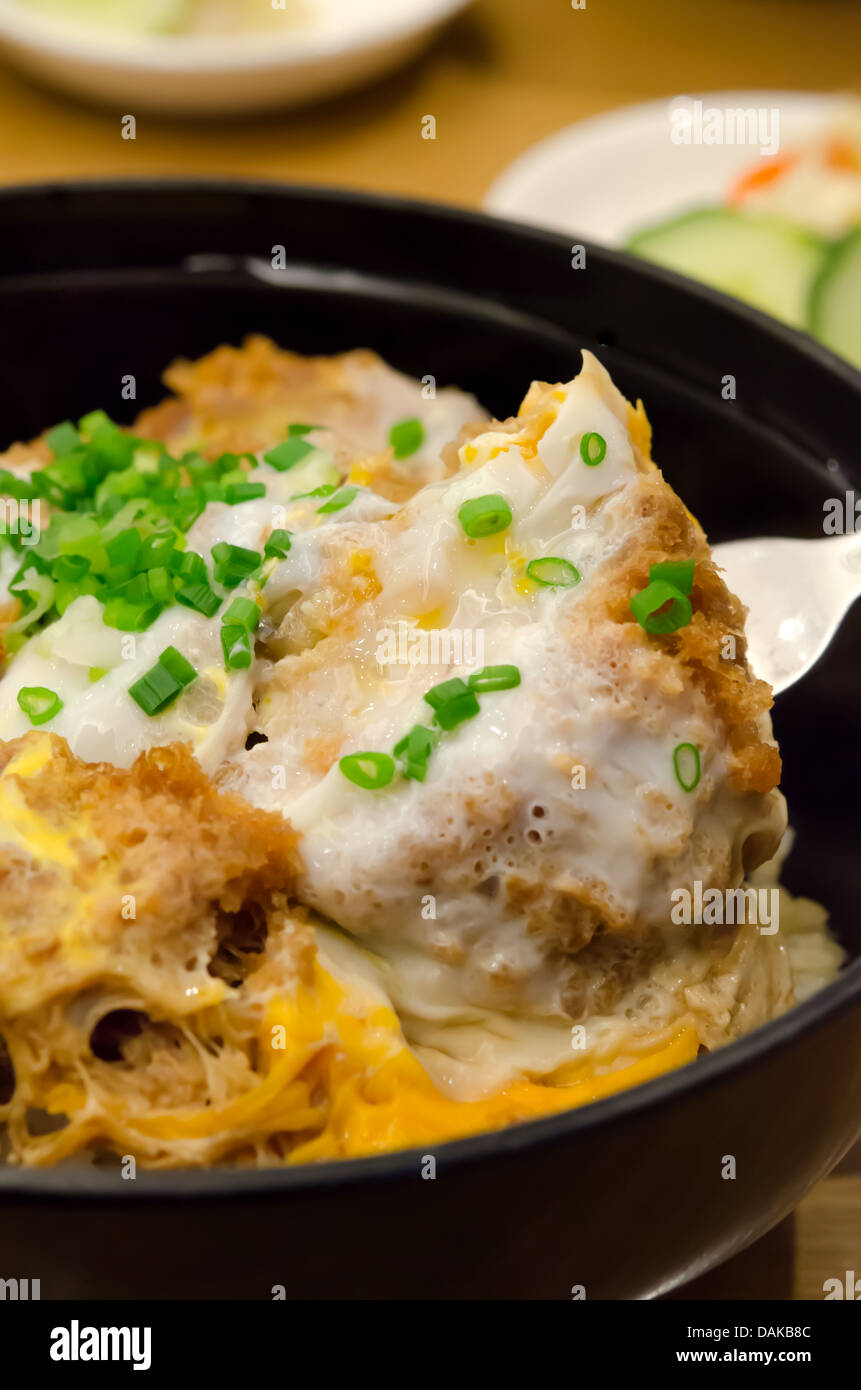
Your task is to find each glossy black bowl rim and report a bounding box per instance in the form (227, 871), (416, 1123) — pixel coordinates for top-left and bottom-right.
(0, 177), (858, 1201)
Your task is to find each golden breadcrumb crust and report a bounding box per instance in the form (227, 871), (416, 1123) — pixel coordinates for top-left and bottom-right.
(135, 334), (487, 503)
(136, 334), (381, 457)
(0, 732), (306, 1015)
(0, 734), (315, 1163)
(521, 378), (781, 799)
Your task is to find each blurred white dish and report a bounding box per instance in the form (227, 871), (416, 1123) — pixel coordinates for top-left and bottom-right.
(484, 91), (840, 245)
(0, 0), (471, 115)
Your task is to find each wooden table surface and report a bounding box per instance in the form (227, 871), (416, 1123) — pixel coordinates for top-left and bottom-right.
(0, 0), (858, 200)
(0, 0), (858, 1300)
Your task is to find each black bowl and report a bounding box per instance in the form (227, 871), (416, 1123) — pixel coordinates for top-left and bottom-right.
(0, 181), (859, 1301)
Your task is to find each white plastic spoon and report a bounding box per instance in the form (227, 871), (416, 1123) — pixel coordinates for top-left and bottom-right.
(712, 532), (861, 695)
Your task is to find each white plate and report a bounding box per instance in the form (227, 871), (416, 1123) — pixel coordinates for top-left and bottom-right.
(485, 91), (840, 246)
(0, 0), (471, 115)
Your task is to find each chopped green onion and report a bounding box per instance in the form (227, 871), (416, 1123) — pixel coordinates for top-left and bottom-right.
(339, 752), (396, 790)
(649, 558), (694, 596)
(423, 676), (480, 730)
(57, 515), (109, 573)
(579, 432), (607, 466)
(292, 484), (335, 501)
(630, 579), (692, 635)
(51, 554), (90, 584)
(101, 498), (155, 540)
(673, 742), (701, 792)
(45, 421), (81, 457)
(317, 485), (358, 515)
(30, 467), (73, 509)
(7, 567), (55, 632)
(223, 596), (260, 632)
(102, 596), (162, 631)
(393, 724), (438, 782)
(225, 480), (266, 505)
(88, 667), (109, 683)
(139, 535), (182, 572)
(118, 566), (151, 598)
(56, 575), (101, 615)
(201, 480), (226, 504)
(213, 452), (256, 478)
(211, 542), (260, 589)
(263, 437), (315, 472)
(389, 418), (424, 460)
(468, 665), (521, 693)
(105, 527), (142, 570)
(17, 686), (63, 726)
(81, 413), (136, 473)
(159, 645), (197, 688)
(175, 582), (221, 618)
(526, 557), (581, 588)
(179, 550), (207, 585)
(78, 409), (113, 437)
(173, 486), (205, 532)
(288, 423), (317, 437)
(182, 452), (214, 484)
(103, 563), (136, 590)
(457, 494), (512, 539)
(0, 469), (37, 501)
(146, 567), (173, 606)
(129, 646), (197, 716)
(221, 625), (252, 670)
(264, 529), (292, 559)
(218, 468), (248, 490)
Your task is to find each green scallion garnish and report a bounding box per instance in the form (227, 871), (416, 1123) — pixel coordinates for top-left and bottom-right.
(457, 494), (512, 539)
(264, 529), (292, 559)
(105, 527), (143, 570)
(318, 486), (358, 515)
(389, 418), (424, 460)
(288, 423), (317, 437)
(223, 596), (260, 632)
(129, 646), (196, 716)
(526, 557), (581, 588)
(146, 567), (173, 606)
(263, 437), (315, 472)
(221, 625), (252, 670)
(393, 724), (438, 782)
(178, 551), (206, 585)
(211, 542), (260, 590)
(175, 582), (221, 618)
(423, 676), (480, 730)
(292, 484), (335, 501)
(0, 469), (37, 501)
(579, 432), (607, 466)
(673, 742), (701, 792)
(45, 421), (81, 457)
(17, 686), (63, 726)
(339, 752), (396, 790)
(102, 596), (163, 632)
(630, 579), (692, 635)
(225, 480), (266, 505)
(649, 558), (694, 595)
(468, 665), (521, 693)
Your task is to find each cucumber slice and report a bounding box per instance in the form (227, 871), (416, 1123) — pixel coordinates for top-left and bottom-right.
(808, 229), (861, 370)
(627, 208), (825, 330)
(20, 0), (191, 35)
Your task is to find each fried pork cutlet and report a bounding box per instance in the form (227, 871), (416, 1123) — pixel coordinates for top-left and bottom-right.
(225, 352), (788, 1038)
(135, 334), (487, 501)
(0, 344), (843, 1166)
(0, 732), (311, 1165)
